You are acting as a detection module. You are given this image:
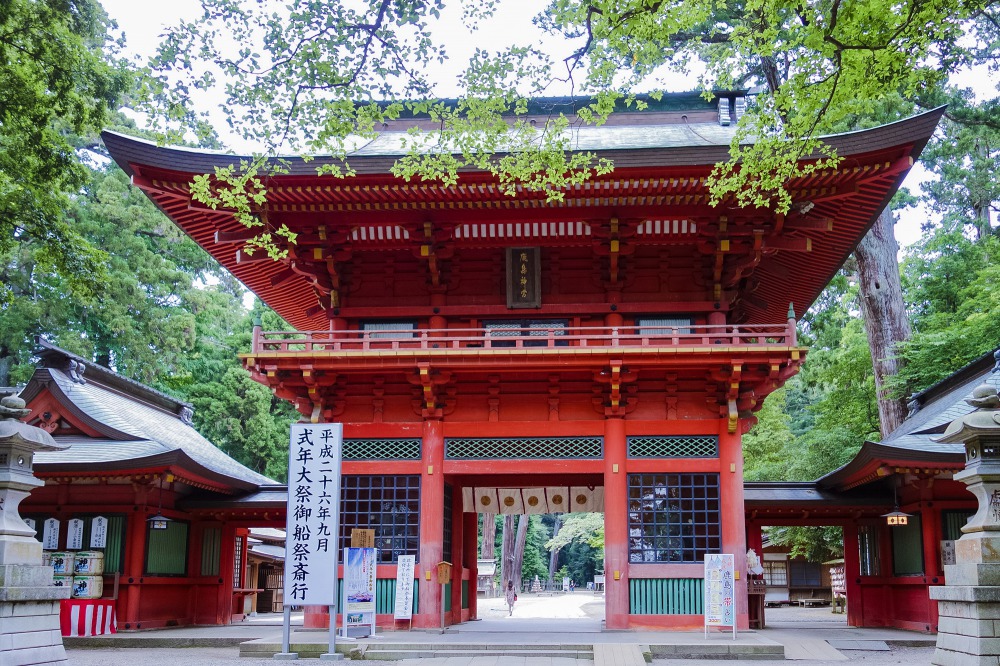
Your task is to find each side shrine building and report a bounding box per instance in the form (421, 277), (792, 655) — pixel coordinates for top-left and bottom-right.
(102, 94), (942, 631)
(15, 340), (281, 630)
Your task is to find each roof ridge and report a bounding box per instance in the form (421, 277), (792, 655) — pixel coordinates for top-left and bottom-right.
(34, 338), (194, 423)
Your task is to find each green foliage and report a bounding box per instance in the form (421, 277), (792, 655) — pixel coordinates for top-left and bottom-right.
(894, 233), (1000, 391)
(0, 159), (295, 480)
(520, 515), (551, 585)
(546, 513), (604, 554)
(766, 526), (844, 562)
(0, 0), (130, 302)
(139, 0), (989, 251)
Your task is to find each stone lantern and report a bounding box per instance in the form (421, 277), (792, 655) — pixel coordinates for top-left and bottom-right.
(930, 378), (1000, 666)
(0, 395), (71, 665)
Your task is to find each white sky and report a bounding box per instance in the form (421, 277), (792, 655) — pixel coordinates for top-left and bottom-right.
(100, 0), (996, 251)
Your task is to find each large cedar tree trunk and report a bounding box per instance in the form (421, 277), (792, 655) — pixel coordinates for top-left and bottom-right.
(853, 207), (912, 436)
(500, 514), (529, 591)
(548, 515), (562, 585)
(511, 515), (529, 590)
(480, 513), (496, 559)
(500, 515), (516, 589)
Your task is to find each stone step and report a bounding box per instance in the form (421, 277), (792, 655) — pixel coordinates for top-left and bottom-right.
(240, 641), (594, 657)
(362, 648), (595, 660)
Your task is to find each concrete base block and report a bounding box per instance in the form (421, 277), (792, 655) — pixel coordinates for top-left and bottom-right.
(319, 653), (344, 660)
(934, 646), (1000, 666)
(0, 597), (67, 666)
(273, 653), (299, 660)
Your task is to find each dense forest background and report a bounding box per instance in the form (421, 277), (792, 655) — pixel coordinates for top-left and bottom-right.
(1, 0), (997, 585)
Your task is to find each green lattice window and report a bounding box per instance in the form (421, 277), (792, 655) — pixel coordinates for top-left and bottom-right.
(627, 436), (718, 458)
(343, 439), (421, 460)
(445, 437), (603, 459)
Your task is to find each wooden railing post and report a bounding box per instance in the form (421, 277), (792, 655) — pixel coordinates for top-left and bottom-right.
(251, 315), (262, 353)
(787, 303), (798, 345)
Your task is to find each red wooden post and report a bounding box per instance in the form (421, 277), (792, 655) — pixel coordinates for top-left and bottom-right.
(603, 416), (629, 629)
(843, 522), (862, 627)
(450, 486), (463, 624)
(417, 419), (445, 628)
(122, 489), (148, 629)
(720, 426), (749, 629)
(463, 511), (479, 620)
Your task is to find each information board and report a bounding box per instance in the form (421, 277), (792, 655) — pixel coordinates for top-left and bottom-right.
(343, 547), (377, 637)
(394, 555), (416, 620)
(704, 553), (736, 639)
(283, 423), (343, 606)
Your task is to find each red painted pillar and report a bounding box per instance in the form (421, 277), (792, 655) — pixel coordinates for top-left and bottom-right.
(217, 523), (237, 625)
(122, 502), (147, 629)
(719, 424), (748, 629)
(745, 520), (763, 554)
(463, 511), (479, 620)
(920, 503), (941, 631)
(417, 418), (445, 628)
(603, 416), (629, 629)
(843, 522), (862, 627)
(450, 485), (463, 623)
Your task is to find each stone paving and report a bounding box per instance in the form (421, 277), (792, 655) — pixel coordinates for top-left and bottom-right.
(62, 597), (940, 665)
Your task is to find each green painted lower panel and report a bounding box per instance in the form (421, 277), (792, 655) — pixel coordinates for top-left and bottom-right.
(461, 580), (469, 609)
(337, 578), (418, 614)
(629, 578), (703, 615)
(444, 582), (452, 612)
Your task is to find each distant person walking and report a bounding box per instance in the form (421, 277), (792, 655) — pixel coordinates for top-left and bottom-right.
(505, 580), (517, 616)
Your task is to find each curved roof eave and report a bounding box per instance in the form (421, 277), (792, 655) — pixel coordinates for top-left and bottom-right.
(34, 448), (260, 493)
(816, 441), (964, 490)
(101, 107), (945, 179)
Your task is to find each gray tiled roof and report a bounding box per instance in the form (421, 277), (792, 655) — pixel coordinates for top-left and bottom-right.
(30, 361), (275, 487)
(345, 122), (738, 157)
(817, 350), (999, 487)
(878, 353), (1000, 456)
(250, 543), (286, 561)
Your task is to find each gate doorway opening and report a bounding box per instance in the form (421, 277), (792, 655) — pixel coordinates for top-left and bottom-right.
(751, 525), (847, 630)
(461, 479), (606, 629)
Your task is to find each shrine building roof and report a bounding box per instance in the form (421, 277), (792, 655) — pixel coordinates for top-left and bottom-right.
(21, 340), (276, 490)
(817, 347), (1000, 491)
(102, 104), (943, 329)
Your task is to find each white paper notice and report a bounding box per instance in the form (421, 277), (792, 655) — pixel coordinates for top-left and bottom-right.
(67, 518), (85, 550)
(43, 518), (60, 550)
(90, 516), (108, 549)
(394, 555), (416, 620)
(283, 423), (343, 606)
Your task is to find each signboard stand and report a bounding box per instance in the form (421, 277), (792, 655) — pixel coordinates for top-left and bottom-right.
(704, 554), (737, 640)
(394, 555), (416, 631)
(341, 547), (377, 639)
(279, 423), (344, 661)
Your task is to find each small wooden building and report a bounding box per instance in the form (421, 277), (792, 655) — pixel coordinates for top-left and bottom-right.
(19, 340), (281, 629)
(746, 349), (997, 632)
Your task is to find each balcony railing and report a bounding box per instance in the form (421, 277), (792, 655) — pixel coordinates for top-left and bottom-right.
(251, 323), (798, 354)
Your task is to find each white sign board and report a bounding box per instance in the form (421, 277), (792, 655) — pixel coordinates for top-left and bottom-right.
(394, 555), (416, 620)
(283, 423), (343, 606)
(43, 518), (60, 550)
(704, 553), (736, 639)
(90, 516), (108, 549)
(67, 518), (85, 550)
